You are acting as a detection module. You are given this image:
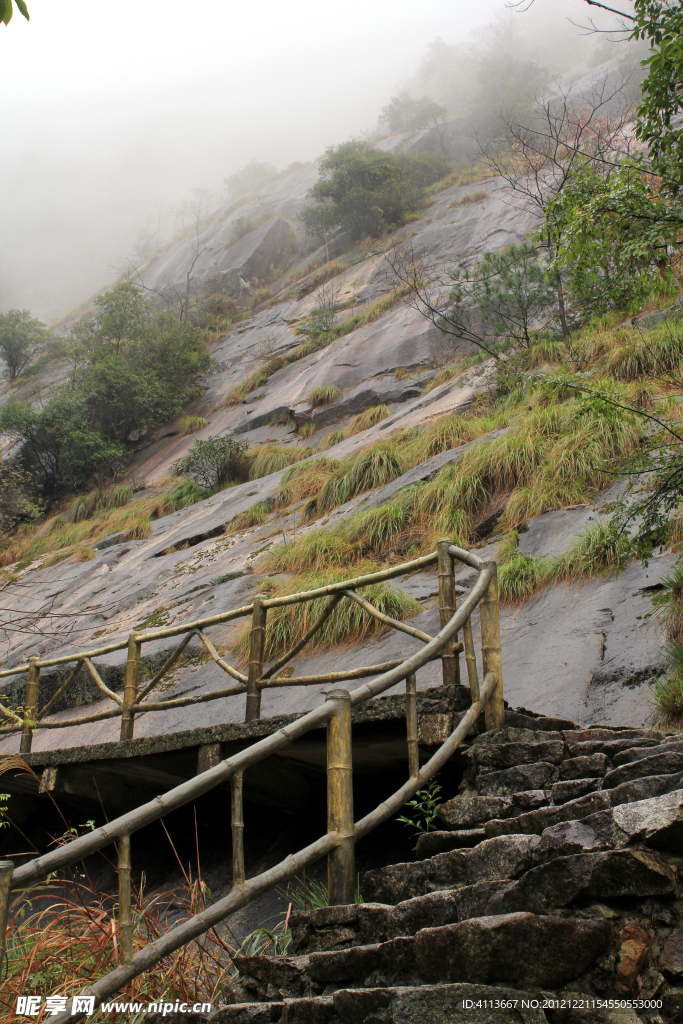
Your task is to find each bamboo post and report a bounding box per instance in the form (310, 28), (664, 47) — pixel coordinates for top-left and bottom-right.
(463, 616), (480, 703)
(245, 598), (266, 723)
(231, 771), (245, 887)
(20, 658), (40, 755)
(120, 634), (141, 741)
(437, 539), (460, 689)
(117, 834), (133, 966)
(0, 860), (12, 984)
(480, 562), (504, 730)
(406, 673), (419, 780)
(326, 689), (354, 906)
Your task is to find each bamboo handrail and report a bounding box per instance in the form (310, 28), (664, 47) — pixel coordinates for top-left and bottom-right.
(197, 631), (247, 683)
(2, 547), (503, 1018)
(342, 589), (434, 644)
(259, 660), (405, 687)
(10, 561), (493, 889)
(84, 658), (123, 707)
(261, 593), (343, 680)
(36, 660), (85, 721)
(136, 632), (198, 703)
(46, 673), (497, 1024)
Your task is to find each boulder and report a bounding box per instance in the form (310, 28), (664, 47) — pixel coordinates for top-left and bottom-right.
(490, 849), (676, 914)
(306, 936), (416, 985)
(415, 912), (611, 987)
(559, 753), (608, 780)
(603, 751), (683, 789)
(476, 762), (556, 796)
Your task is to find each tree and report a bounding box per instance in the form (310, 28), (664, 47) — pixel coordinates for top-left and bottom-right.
(546, 161), (683, 315)
(304, 141), (422, 242)
(0, 460), (40, 533)
(1, 0), (28, 26)
(633, 0), (683, 188)
(378, 93), (447, 135)
(386, 242), (555, 359)
(91, 281), (149, 357)
(173, 435), (249, 491)
(0, 395), (126, 493)
(0, 309), (45, 380)
(479, 72), (636, 336)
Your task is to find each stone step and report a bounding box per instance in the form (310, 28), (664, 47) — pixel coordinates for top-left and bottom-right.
(612, 738), (683, 766)
(551, 778), (601, 804)
(437, 790), (549, 829)
(415, 829), (485, 858)
(362, 833), (540, 904)
(603, 750), (683, 789)
(488, 848), (676, 915)
(210, 983), (550, 1024)
(567, 736), (663, 758)
(476, 762), (556, 796)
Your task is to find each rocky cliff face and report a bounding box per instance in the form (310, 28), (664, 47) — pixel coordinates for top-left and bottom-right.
(0, 132), (670, 753)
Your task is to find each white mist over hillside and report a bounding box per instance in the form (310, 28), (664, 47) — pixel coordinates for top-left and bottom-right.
(1, 0), (629, 321)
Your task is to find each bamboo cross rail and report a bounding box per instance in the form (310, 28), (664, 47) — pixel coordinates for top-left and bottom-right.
(0, 543), (503, 1014)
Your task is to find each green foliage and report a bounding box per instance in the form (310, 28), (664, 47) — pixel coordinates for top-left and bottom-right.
(309, 385), (340, 408)
(396, 777), (443, 843)
(474, 53), (549, 121)
(653, 564), (683, 643)
(650, 669), (683, 729)
(0, 309), (46, 380)
(547, 162), (683, 315)
(449, 244), (557, 348)
(399, 151), (452, 188)
(1, 0), (29, 26)
(0, 393), (127, 493)
(304, 141), (424, 241)
(633, 0), (683, 188)
(0, 460), (40, 532)
(249, 444), (312, 480)
(166, 478), (211, 510)
(173, 435), (249, 491)
(498, 552), (552, 603)
(378, 92), (447, 134)
(0, 792), (9, 830)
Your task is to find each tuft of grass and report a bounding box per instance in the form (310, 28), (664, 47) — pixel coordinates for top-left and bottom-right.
(317, 442), (404, 514)
(325, 430), (344, 448)
(230, 502), (271, 532)
(653, 565), (683, 643)
(123, 517), (153, 541)
(166, 478), (212, 510)
(558, 521), (633, 581)
(73, 546), (97, 562)
(498, 552), (552, 603)
(449, 190), (490, 208)
(348, 405), (391, 435)
(179, 415), (207, 436)
(299, 421), (317, 439)
(249, 444), (314, 480)
(650, 669), (683, 730)
(309, 385), (341, 408)
(233, 563), (422, 660)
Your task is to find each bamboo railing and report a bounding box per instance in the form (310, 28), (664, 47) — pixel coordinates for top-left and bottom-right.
(0, 541), (504, 1019)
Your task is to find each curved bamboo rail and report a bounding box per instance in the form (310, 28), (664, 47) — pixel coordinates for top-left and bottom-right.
(0, 543), (504, 1016)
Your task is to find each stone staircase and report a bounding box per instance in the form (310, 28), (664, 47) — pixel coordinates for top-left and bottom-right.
(205, 710), (683, 1024)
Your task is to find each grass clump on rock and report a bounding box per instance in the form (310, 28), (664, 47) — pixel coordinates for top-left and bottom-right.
(233, 563), (422, 661)
(309, 385), (340, 408)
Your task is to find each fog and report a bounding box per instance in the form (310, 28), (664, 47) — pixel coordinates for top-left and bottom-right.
(1, 0), (629, 322)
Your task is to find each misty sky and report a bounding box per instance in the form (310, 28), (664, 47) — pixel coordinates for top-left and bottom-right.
(1, 0), (618, 321)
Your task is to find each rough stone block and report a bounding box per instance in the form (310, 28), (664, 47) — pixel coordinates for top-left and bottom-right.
(559, 753), (608, 780)
(661, 926), (683, 977)
(306, 936), (415, 985)
(437, 796), (514, 829)
(485, 790), (612, 838)
(362, 849), (467, 904)
(612, 738), (683, 766)
(415, 912), (611, 987)
(603, 752), (683, 789)
(491, 849), (676, 914)
(609, 770), (683, 806)
(331, 983), (549, 1024)
(415, 829), (485, 859)
(465, 834), (540, 883)
(472, 739), (566, 771)
(552, 778), (601, 804)
(476, 762), (556, 796)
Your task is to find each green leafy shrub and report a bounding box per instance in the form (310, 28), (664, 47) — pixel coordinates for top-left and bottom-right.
(172, 435), (249, 490)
